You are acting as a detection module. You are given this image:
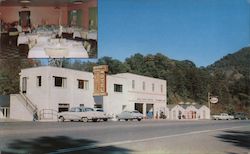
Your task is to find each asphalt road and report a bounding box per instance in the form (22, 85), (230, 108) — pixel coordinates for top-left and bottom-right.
(0, 120), (249, 154)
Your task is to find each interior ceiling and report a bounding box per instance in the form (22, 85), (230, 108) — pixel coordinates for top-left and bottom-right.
(0, 0), (89, 7)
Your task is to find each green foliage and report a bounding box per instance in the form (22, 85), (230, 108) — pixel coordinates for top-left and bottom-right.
(0, 59), (34, 95)
(1, 47), (249, 112)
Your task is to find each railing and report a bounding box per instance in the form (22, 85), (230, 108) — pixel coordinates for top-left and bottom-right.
(39, 109), (58, 120)
(19, 92), (38, 115)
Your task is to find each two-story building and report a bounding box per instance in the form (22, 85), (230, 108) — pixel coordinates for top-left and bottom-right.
(10, 66), (167, 121)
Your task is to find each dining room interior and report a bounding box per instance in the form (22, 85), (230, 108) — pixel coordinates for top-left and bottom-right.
(0, 0), (98, 59)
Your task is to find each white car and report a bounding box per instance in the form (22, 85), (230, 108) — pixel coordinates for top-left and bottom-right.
(117, 110), (144, 121)
(58, 107), (108, 122)
(212, 113), (234, 120)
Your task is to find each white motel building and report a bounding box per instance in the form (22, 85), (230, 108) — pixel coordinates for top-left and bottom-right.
(9, 66), (167, 121)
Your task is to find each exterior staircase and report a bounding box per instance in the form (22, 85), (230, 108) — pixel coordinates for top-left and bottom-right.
(19, 92), (38, 119)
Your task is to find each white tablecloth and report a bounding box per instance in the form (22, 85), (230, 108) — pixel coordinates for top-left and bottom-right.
(17, 34), (52, 45)
(28, 40), (89, 58)
(17, 34), (38, 45)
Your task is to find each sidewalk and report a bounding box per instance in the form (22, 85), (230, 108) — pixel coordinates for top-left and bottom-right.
(0, 118), (22, 122)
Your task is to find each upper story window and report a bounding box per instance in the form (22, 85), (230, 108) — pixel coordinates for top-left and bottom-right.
(142, 81), (145, 91)
(22, 77), (27, 93)
(78, 79), (89, 90)
(152, 83), (155, 92)
(132, 80), (135, 89)
(161, 84), (163, 93)
(54, 76), (66, 87)
(37, 76), (42, 87)
(114, 84), (123, 92)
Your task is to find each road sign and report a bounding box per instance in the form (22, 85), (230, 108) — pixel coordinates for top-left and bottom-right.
(210, 97), (218, 104)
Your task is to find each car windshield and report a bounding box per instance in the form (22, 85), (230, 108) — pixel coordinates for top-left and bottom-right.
(85, 108), (94, 112)
(69, 107), (81, 112)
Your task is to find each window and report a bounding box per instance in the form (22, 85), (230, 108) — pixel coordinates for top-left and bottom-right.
(122, 105), (127, 111)
(54, 76), (66, 87)
(37, 76), (42, 87)
(78, 79), (89, 90)
(114, 84), (123, 92)
(85, 108), (94, 112)
(94, 104), (103, 108)
(58, 103), (69, 112)
(22, 77), (27, 93)
(161, 84), (163, 93)
(70, 107), (81, 112)
(132, 80), (135, 89)
(152, 83), (155, 92)
(143, 81), (145, 91)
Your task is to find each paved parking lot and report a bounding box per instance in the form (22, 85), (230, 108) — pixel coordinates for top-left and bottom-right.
(0, 120), (249, 153)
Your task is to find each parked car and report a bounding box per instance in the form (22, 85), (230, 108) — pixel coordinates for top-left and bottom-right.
(234, 112), (248, 120)
(212, 113), (234, 120)
(58, 107), (108, 122)
(117, 110), (144, 121)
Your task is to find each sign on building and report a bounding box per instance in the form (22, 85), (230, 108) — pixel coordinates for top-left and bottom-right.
(93, 65), (108, 96)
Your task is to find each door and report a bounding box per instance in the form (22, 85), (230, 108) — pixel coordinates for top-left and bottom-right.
(135, 103), (143, 114)
(19, 11), (31, 28)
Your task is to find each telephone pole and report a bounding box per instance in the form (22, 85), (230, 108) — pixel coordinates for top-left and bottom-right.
(208, 92), (211, 110)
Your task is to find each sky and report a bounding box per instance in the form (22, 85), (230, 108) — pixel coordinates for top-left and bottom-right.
(97, 0), (250, 67)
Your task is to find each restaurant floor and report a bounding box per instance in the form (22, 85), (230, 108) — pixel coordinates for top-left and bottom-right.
(0, 40), (28, 59)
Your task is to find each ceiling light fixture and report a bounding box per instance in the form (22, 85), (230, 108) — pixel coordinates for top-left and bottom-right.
(20, 0), (31, 3)
(73, 1), (83, 5)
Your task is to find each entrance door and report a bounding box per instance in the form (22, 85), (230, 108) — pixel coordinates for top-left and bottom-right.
(134, 103), (143, 114)
(19, 11), (31, 28)
(146, 104), (154, 118)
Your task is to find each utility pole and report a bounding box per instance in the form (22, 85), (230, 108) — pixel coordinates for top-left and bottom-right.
(208, 92), (211, 110)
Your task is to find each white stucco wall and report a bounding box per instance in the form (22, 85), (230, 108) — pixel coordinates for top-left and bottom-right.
(12, 66), (168, 120)
(10, 94), (33, 121)
(102, 75), (128, 115)
(20, 66), (95, 113)
(114, 73), (167, 118)
(0, 111), (3, 118)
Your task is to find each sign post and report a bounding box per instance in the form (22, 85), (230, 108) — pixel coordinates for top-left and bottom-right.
(208, 92), (218, 113)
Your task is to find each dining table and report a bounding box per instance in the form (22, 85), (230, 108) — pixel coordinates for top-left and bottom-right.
(28, 39), (89, 58)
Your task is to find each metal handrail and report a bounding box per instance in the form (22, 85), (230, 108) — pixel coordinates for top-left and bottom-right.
(39, 109), (58, 120)
(19, 92), (38, 113)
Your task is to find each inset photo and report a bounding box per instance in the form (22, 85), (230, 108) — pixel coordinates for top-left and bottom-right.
(0, 0), (98, 59)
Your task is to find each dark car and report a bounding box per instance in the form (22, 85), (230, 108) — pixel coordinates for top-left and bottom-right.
(234, 112), (248, 120)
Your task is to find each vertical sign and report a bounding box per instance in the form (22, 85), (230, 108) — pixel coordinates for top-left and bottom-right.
(93, 65), (108, 96)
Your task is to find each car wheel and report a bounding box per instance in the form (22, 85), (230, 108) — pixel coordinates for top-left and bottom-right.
(93, 119), (98, 122)
(118, 119), (120, 121)
(125, 119), (128, 121)
(103, 118), (108, 122)
(137, 118), (142, 121)
(59, 116), (65, 122)
(81, 117), (88, 122)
